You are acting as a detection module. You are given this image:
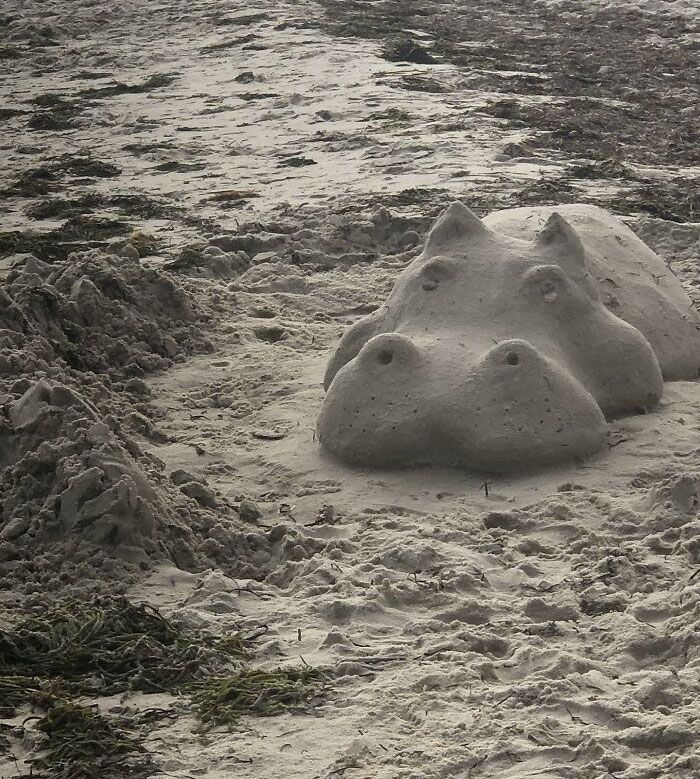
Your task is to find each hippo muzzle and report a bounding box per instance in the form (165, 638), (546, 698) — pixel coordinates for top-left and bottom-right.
(317, 333), (607, 471)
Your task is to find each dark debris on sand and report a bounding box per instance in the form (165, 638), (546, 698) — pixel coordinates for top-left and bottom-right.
(314, 0), (699, 218)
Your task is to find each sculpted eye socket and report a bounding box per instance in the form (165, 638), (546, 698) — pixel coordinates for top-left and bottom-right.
(420, 256), (458, 291)
(541, 280), (558, 302)
(521, 264), (567, 303)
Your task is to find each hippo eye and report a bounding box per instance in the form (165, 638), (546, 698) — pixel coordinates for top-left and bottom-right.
(522, 264), (567, 303)
(541, 281), (558, 303)
(420, 256), (457, 291)
(505, 351), (520, 366)
(377, 348), (393, 365)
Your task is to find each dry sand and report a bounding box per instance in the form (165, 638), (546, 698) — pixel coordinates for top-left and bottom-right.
(0, 0), (698, 778)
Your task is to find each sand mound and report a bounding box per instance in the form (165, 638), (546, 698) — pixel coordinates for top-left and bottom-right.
(0, 248), (210, 379)
(0, 375), (288, 593)
(0, 249), (286, 590)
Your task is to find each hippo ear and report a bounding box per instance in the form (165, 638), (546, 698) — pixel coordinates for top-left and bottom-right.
(425, 202), (488, 255)
(536, 213), (586, 267)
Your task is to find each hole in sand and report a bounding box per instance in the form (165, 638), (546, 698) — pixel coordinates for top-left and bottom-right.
(506, 351), (519, 366)
(377, 348), (393, 365)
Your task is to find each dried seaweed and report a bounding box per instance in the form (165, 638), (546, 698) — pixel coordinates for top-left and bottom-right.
(0, 596), (247, 709)
(192, 667), (325, 729)
(27, 699), (156, 779)
(79, 73), (177, 99)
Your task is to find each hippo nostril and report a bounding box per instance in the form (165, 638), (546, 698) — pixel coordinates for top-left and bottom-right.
(377, 348), (393, 365)
(505, 351), (520, 366)
(422, 279), (438, 291)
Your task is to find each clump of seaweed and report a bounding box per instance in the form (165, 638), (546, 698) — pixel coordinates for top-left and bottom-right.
(192, 667), (325, 729)
(79, 73), (178, 99)
(27, 699), (155, 779)
(512, 174), (577, 207)
(200, 33), (258, 52)
(53, 154), (122, 179)
(1, 155), (120, 200)
(382, 37), (436, 64)
(615, 179), (698, 224)
(0, 597), (325, 771)
(2, 165), (59, 197)
(0, 596), (247, 708)
(0, 215), (129, 261)
(25, 193), (104, 220)
(27, 97), (86, 131)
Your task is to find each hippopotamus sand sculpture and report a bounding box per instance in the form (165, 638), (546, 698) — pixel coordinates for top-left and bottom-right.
(318, 203), (700, 471)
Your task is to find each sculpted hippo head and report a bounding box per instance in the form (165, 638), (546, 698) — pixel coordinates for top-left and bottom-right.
(317, 202), (687, 472)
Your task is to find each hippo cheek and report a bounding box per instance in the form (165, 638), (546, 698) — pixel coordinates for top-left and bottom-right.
(449, 339), (607, 472)
(318, 334), (446, 467)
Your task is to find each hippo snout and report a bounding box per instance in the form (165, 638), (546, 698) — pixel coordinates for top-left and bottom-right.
(454, 339), (607, 471)
(317, 333), (444, 467)
(318, 334), (608, 471)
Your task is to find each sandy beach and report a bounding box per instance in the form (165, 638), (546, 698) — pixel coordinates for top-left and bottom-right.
(0, 1), (698, 777)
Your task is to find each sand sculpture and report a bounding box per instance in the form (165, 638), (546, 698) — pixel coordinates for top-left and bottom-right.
(318, 203), (700, 471)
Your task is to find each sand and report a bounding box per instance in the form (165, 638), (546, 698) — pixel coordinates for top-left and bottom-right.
(0, 0), (698, 777)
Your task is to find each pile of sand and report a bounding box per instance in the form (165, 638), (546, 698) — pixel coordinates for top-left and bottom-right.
(0, 248), (279, 593)
(0, 247), (210, 379)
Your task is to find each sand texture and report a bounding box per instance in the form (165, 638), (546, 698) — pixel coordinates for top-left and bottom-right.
(0, 1), (698, 778)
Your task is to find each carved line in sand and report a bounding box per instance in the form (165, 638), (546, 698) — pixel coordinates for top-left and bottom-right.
(318, 202), (700, 471)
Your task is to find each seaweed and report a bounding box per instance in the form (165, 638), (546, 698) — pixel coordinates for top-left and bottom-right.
(0, 596), (247, 709)
(482, 97), (699, 167)
(316, 0), (700, 167)
(53, 154), (121, 179)
(201, 33), (258, 52)
(512, 174), (577, 207)
(49, 215), (130, 241)
(0, 107), (27, 121)
(79, 73), (178, 99)
(212, 12), (270, 27)
(0, 595), (324, 775)
(3, 156), (121, 201)
(278, 156), (317, 168)
(192, 667), (325, 729)
(154, 161), (207, 173)
(0, 217), (130, 260)
(27, 98), (85, 131)
(382, 37), (436, 64)
(0, 46), (21, 60)
(107, 193), (175, 219)
(27, 699), (156, 779)
(614, 179), (699, 224)
(26, 193), (104, 220)
(2, 165), (59, 197)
